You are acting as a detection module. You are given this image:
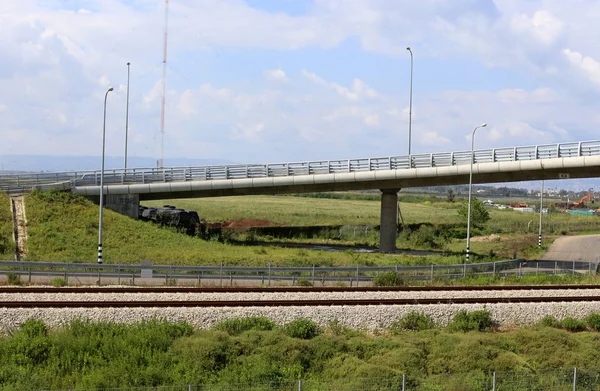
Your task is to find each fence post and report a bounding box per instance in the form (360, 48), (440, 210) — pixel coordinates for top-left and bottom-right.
(573, 260), (576, 275)
(493, 262), (496, 276)
(590, 261), (592, 275)
(188, 385), (193, 391)
(220, 262), (223, 287)
(536, 262), (539, 275)
(268, 262), (271, 286)
(298, 379), (302, 391)
(356, 265), (359, 286)
(492, 371), (496, 391)
(402, 374), (406, 391)
(312, 264), (315, 285)
(573, 367), (577, 391)
(430, 264), (434, 282)
(519, 262), (522, 278)
(555, 261), (558, 275)
(463, 263), (466, 278)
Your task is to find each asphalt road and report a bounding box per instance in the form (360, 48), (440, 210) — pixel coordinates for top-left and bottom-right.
(542, 235), (600, 262)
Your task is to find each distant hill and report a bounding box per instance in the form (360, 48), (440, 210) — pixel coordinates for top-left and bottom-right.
(0, 155), (235, 173)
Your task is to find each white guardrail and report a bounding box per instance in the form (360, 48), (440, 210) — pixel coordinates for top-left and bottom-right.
(1, 140), (600, 193)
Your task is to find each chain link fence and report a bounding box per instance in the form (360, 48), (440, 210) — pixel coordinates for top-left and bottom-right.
(38, 368), (600, 391)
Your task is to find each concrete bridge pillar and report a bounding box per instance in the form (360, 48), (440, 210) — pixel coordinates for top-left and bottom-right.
(86, 194), (140, 220)
(380, 189), (399, 253)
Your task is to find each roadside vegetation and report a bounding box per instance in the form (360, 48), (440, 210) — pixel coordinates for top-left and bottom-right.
(0, 192), (13, 259)
(5, 313), (600, 389)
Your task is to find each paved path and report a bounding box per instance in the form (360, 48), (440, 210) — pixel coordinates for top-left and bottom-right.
(542, 235), (600, 261)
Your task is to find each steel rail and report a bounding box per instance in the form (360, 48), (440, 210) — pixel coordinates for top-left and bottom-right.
(3, 296), (600, 308)
(1, 285), (600, 294)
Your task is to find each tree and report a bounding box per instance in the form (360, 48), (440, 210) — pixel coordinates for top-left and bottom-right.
(457, 198), (490, 227)
(446, 189), (455, 203)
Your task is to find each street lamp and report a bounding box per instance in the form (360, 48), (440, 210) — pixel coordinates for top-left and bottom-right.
(98, 87), (114, 264)
(406, 47), (413, 155)
(466, 122), (487, 263)
(124, 62), (131, 170)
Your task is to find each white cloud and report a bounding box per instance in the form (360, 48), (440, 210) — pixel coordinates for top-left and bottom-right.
(563, 49), (600, 88)
(511, 10), (563, 45)
(177, 89), (196, 116)
(2, 0), (600, 163)
(264, 68), (289, 82)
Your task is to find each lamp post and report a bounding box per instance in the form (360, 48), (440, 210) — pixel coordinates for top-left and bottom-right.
(406, 47), (413, 155)
(538, 180), (544, 248)
(466, 122), (487, 263)
(124, 62), (131, 170)
(98, 87), (114, 264)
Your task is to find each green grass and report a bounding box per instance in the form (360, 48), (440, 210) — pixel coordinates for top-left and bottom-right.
(22, 190), (600, 267)
(25, 190), (467, 266)
(0, 192), (13, 259)
(4, 318), (600, 389)
(143, 195), (600, 234)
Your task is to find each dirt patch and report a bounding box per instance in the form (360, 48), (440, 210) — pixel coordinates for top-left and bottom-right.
(471, 234), (502, 242)
(208, 219), (282, 229)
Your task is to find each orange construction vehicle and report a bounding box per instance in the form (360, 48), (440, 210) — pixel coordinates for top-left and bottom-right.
(572, 194), (594, 208)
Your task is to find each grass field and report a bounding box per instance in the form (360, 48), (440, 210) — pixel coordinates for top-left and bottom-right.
(17, 191), (600, 266)
(24, 191), (467, 266)
(143, 195), (600, 232)
(0, 192), (13, 259)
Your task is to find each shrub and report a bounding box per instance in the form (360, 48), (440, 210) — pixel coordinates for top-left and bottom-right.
(390, 312), (435, 333)
(560, 317), (586, 332)
(449, 310), (493, 332)
(214, 316), (275, 335)
(539, 315), (560, 328)
(51, 278), (67, 287)
(585, 313), (600, 331)
(373, 271), (405, 287)
(283, 317), (320, 339)
(296, 278), (313, 287)
(7, 272), (22, 286)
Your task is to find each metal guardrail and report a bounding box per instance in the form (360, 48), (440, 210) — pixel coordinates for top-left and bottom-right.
(1, 140), (600, 194)
(0, 259), (595, 285)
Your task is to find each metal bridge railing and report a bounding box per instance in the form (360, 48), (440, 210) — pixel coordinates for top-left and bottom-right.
(1, 140), (599, 193)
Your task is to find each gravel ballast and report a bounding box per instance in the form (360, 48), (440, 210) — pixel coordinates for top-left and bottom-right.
(0, 289), (600, 333)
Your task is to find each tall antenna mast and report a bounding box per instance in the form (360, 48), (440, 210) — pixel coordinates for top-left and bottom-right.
(159, 0), (169, 168)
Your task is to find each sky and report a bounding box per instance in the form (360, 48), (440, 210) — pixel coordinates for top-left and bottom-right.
(2, 0), (600, 169)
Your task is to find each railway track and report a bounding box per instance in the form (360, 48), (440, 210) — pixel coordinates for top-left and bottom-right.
(1, 285), (600, 294)
(1, 296), (600, 308)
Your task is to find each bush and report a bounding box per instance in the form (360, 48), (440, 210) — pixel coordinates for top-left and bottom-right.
(585, 313), (600, 331)
(539, 315), (560, 328)
(51, 278), (67, 287)
(373, 271), (405, 287)
(214, 316), (276, 335)
(283, 318), (320, 339)
(390, 312), (435, 333)
(6, 272), (22, 286)
(296, 278), (313, 287)
(449, 310), (493, 332)
(560, 317), (586, 332)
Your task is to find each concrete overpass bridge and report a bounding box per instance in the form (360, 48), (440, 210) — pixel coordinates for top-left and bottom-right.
(2, 139), (600, 252)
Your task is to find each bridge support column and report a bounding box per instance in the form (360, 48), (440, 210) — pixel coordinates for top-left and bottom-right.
(87, 194), (140, 220)
(380, 189), (399, 253)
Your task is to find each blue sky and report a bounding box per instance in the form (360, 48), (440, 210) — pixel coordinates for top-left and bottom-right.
(2, 0), (600, 171)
